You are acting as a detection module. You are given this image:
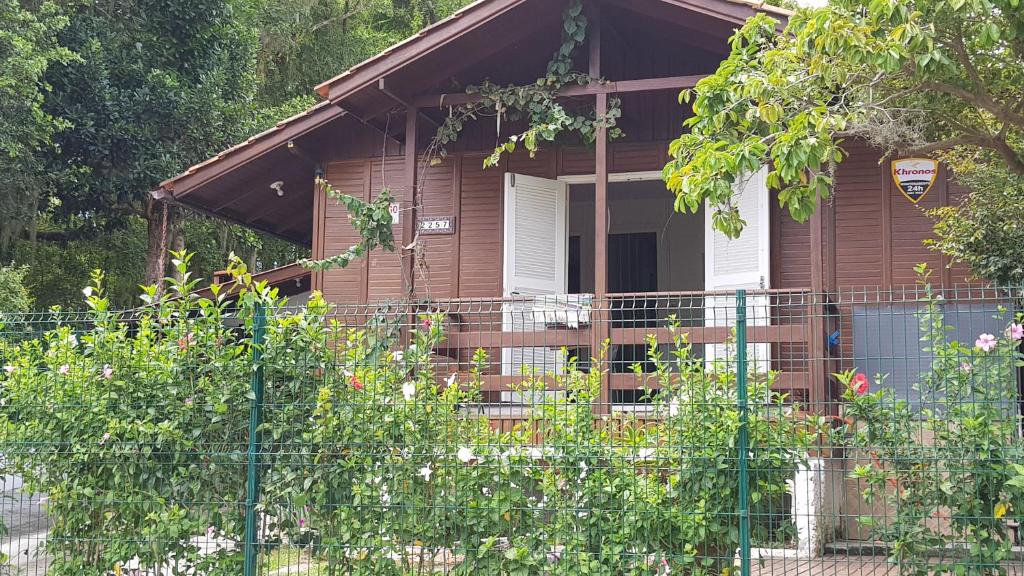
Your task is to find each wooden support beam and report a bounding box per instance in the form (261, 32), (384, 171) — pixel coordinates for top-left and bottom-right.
(310, 168), (326, 293)
(808, 198), (827, 413)
(586, 0), (611, 414)
(403, 107), (419, 299)
(286, 140), (318, 166)
(151, 189), (305, 246)
(411, 75), (707, 108)
(378, 79), (441, 128)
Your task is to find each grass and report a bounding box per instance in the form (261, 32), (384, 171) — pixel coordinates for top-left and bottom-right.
(262, 546), (327, 575)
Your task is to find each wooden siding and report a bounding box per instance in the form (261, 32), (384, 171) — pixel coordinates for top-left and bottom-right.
(458, 153), (505, 298)
(318, 136), (972, 305)
(321, 161), (368, 304)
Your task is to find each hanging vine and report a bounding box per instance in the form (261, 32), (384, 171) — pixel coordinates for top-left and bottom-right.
(430, 0), (622, 168)
(299, 180), (396, 272)
(303, 0), (623, 274)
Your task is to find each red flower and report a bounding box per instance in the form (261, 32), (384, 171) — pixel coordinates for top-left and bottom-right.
(350, 375), (364, 391)
(851, 373), (869, 396)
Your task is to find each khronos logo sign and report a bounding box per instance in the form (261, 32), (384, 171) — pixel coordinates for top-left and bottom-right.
(891, 158), (939, 203)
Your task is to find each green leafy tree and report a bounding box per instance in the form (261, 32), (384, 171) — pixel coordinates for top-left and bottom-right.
(254, 0), (473, 107)
(663, 0), (1024, 262)
(0, 0), (73, 253)
(0, 263), (32, 314)
(39, 0), (262, 285)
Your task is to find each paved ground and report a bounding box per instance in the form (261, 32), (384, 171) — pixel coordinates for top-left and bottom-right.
(1, 475), (49, 576)
(751, 557), (1024, 576)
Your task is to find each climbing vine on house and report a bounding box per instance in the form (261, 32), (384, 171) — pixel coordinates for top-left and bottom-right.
(300, 179), (395, 272)
(303, 0), (622, 273)
(430, 0), (622, 168)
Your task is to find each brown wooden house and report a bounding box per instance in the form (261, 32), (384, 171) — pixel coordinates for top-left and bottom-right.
(155, 0), (1017, 552)
(155, 0), (987, 409)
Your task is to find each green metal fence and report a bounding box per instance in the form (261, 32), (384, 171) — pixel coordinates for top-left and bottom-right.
(0, 282), (1022, 576)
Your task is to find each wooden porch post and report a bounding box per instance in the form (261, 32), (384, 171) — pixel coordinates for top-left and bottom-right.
(588, 1), (611, 413)
(403, 106), (418, 299)
(808, 198), (830, 413)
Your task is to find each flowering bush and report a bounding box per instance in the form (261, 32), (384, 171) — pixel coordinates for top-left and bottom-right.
(0, 254), (816, 576)
(839, 266), (1024, 575)
(0, 255), (262, 575)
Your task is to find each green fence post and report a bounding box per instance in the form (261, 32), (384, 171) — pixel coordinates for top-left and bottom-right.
(735, 290), (751, 576)
(244, 303), (267, 576)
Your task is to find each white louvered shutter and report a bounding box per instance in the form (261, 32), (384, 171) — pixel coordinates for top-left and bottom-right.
(502, 173), (569, 378)
(704, 167), (772, 370)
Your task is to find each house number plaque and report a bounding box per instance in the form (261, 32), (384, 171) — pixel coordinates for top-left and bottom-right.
(419, 216), (456, 235)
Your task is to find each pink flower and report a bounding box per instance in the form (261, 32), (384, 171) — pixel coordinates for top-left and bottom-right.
(99, 432), (110, 445)
(298, 517), (306, 527)
(851, 373), (870, 396)
(178, 332), (196, 350)
(57, 364), (70, 375)
(101, 365), (114, 379)
(184, 397), (194, 406)
(3, 365), (14, 375)
(960, 362), (973, 373)
(976, 333), (998, 353)
(422, 317), (433, 331)
(1009, 324), (1024, 341)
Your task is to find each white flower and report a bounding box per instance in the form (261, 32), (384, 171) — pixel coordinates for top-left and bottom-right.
(457, 447), (475, 463)
(418, 464), (433, 482)
(482, 487), (491, 497)
(3, 365), (14, 375)
(101, 365), (114, 379)
(446, 373), (458, 387)
(402, 382), (416, 401)
(668, 398), (680, 417)
(82, 287), (93, 298)
(637, 448), (656, 461)
(64, 334), (77, 347)
(57, 364), (70, 375)
(392, 351), (404, 363)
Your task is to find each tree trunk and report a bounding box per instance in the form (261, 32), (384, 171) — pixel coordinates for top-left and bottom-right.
(169, 209), (186, 283)
(144, 197), (171, 290)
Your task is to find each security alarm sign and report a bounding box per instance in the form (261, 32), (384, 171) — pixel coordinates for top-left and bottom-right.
(891, 158), (939, 203)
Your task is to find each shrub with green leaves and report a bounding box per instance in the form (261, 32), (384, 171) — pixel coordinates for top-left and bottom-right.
(0, 253), (817, 576)
(839, 266), (1024, 575)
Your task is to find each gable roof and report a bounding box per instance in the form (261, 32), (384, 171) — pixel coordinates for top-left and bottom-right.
(314, 0), (790, 105)
(155, 0), (790, 245)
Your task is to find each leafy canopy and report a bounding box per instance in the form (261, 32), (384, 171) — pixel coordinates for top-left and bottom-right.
(664, 0), (1024, 240)
(0, 0), (74, 248)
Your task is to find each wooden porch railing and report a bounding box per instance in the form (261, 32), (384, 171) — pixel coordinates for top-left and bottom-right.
(405, 289), (828, 417)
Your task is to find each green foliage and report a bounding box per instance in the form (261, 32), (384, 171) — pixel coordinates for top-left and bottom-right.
(300, 179), (396, 271)
(838, 265), (1024, 575)
(0, 263), (32, 314)
(665, 0), (1024, 239)
(433, 0), (622, 168)
(0, 254), (272, 575)
(929, 164), (1024, 285)
(254, 0), (473, 107)
(0, 0), (74, 247)
(42, 0), (259, 225)
(0, 255), (814, 576)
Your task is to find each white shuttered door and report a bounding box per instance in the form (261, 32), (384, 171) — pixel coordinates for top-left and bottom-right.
(502, 173), (569, 377)
(704, 167), (772, 370)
